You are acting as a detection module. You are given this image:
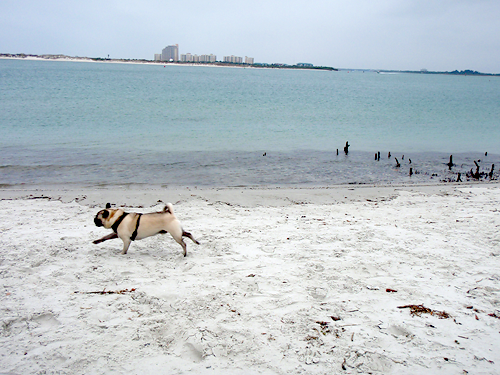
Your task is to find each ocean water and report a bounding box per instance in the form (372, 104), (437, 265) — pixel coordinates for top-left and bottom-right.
(1, 58), (499, 187)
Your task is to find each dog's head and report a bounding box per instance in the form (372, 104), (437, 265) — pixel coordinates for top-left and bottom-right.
(94, 203), (123, 229)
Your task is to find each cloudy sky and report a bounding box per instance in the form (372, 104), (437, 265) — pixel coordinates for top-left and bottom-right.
(1, 0), (500, 73)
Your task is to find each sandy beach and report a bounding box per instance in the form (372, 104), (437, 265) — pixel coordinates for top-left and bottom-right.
(1, 183), (499, 374)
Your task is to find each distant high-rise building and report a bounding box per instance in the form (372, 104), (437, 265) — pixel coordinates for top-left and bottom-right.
(199, 54), (217, 63)
(180, 53), (193, 62)
(154, 54), (162, 61)
(161, 45), (179, 62)
(223, 55), (243, 64)
(245, 56), (254, 64)
(181, 53), (217, 63)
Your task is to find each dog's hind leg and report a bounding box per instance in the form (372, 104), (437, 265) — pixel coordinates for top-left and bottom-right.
(93, 232), (118, 244)
(181, 240), (187, 257)
(169, 234), (188, 257)
(182, 231), (200, 245)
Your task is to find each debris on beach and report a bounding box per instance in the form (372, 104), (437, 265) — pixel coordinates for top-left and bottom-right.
(315, 320), (332, 335)
(488, 312), (500, 319)
(397, 304), (451, 319)
(316, 320), (329, 326)
(74, 288), (136, 295)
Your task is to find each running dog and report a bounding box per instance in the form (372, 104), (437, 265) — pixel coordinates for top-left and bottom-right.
(93, 202), (199, 256)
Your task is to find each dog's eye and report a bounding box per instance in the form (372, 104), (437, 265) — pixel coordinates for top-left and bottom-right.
(102, 210), (109, 219)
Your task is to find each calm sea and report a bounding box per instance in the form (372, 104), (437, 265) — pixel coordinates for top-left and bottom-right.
(1, 58), (499, 187)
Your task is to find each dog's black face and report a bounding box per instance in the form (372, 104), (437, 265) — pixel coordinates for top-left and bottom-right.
(94, 216), (103, 227)
(94, 209), (109, 227)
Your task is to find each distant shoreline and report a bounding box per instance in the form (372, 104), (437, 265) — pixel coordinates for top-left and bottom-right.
(376, 69), (500, 77)
(340, 68), (500, 77)
(0, 53), (338, 71)
(3, 53), (498, 76)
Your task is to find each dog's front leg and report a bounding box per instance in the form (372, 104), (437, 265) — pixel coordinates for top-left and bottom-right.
(121, 238), (132, 254)
(93, 232), (118, 244)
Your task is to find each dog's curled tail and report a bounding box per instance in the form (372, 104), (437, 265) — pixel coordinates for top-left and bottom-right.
(164, 202), (174, 214)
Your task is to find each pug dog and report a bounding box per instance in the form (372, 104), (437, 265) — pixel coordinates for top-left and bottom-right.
(93, 202), (199, 256)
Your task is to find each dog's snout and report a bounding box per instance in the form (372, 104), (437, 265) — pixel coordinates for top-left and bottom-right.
(94, 217), (103, 227)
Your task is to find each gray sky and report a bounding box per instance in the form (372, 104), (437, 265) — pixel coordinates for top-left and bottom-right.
(1, 0), (500, 73)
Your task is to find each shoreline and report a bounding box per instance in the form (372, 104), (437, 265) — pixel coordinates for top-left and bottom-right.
(1, 181), (497, 207)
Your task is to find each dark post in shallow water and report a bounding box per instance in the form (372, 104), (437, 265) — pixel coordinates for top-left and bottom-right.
(344, 141), (350, 155)
(489, 164), (495, 179)
(409, 167), (413, 176)
(336, 149), (339, 156)
(388, 152), (391, 158)
(471, 160), (480, 179)
(447, 155), (453, 170)
(457, 173), (462, 182)
(395, 158), (401, 168)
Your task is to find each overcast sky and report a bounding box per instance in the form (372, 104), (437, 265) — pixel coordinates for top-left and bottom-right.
(1, 0), (500, 73)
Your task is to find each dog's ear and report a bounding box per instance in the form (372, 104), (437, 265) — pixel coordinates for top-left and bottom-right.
(102, 210), (109, 219)
(106, 203), (111, 209)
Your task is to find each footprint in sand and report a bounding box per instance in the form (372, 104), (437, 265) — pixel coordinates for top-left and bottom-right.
(260, 246), (275, 254)
(388, 325), (413, 338)
(33, 313), (61, 329)
(307, 287), (328, 300)
(242, 278), (259, 293)
(181, 342), (204, 363)
(308, 263), (325, 272)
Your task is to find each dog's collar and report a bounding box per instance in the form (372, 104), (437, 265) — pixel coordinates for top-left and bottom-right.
(130, 214), (142, 241)
(111, 212), (129, 233)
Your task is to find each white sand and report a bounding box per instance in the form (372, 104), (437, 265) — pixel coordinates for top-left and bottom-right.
(1, 184), (499, 374)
